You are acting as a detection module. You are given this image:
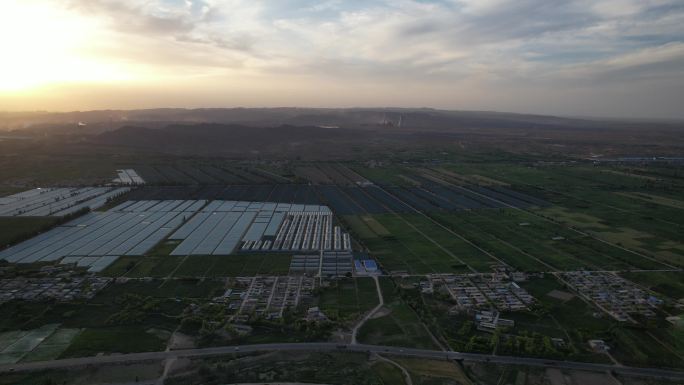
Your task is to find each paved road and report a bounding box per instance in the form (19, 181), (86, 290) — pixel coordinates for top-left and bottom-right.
(1, 342), (683, 381)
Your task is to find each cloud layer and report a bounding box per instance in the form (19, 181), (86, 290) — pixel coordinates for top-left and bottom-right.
(3, 0), (684, 118)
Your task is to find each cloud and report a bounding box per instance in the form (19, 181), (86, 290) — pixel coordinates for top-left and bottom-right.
(15, 0), (684, 117)
(66, 0), (196, 35)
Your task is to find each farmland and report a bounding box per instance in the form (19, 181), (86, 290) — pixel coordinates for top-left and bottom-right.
(133, 162), (294, 186)
(317, 277), (379, 322)
(358, 278), (439, 349)
(0, 217), (61, 249)
(1, 145), (684, 382)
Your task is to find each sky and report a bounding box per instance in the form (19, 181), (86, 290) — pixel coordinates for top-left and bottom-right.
(0, 0), (683, 118)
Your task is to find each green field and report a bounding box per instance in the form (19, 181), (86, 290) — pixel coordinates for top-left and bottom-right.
(0, 324), (61, 364)
(20, 328), (81, 362)
(317, 277), (379, 322)
(438, 162), (684, 269)
(0, 280), (215, 358)
(176, 254), (292, 277)
(358, 278), (439, 349)
(0, 217), (60, 249)
(620, 271), (684, 300)
(60, 326), (168, 358)
(394, 357), (471, 385)
(520, 275), (683, 366)
(371, 361), (407, 384)
(432, 209), (668, 271)
(102, 254), (292, 278)
(345, 213), (495, 274)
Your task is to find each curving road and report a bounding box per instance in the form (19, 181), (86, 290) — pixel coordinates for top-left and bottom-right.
(1, 342), (683, 381)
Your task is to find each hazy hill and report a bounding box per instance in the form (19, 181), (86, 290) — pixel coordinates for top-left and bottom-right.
(5, 107), (673, 134)
(91, 123), (378, 156)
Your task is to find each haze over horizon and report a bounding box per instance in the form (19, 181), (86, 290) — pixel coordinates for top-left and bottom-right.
(1, 0), (683, 119)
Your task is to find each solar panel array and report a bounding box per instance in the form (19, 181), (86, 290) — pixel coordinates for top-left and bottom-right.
(0, 200), (204, 270)
(60, 255), (120, 273)
(321, 251), (353, 277)
(1, 198), (355, 272)
(0, 187), (130, 217)
(113, 169), (145, 185)
(169, 200), (351, 255)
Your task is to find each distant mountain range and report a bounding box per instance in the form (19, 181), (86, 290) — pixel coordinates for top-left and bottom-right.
(1, 108), (681, 158)
(3, 107), (677, 134)
(91, 123), (375, 156)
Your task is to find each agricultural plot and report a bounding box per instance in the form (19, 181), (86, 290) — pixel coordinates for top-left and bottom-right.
(361, 185), (413, 213)
(61, 326), (169, 358)
(0, 325), (82, 364)
(137, 164), (275, 185)
(0, 324), (62, 364)
(510, 276), (618, 361)
(432, 163), (684, 267)
(295, 166), (333, 184)
(431, 209), (671, 271)
(265, 185), (323, 204)
(318, 185), (365, 214)
(0, 216), (61, 249)
(334, 164), (370, 184)
(172, 254), (292, 277)
(316, 277), (379, 322)
(502, 274), (679, 368)
(0, 279), (219, 357)
(0, 187), (130, 217)
(352, 165), (417, 186)
(295, 164), (367, 185)
(358, 278), (438, 349)
(354, 165), (549, 211)
(175, 164), (221, 184)
(344, 213), (496, 273)
(609, 325), (684, 368)
(404, 179), (549, 211)
(154, 165), (195, 184)
(250, 166), (293, 183)
(0, 200), (202, 266)
(620, 271), (684, 300)
(19, 328), (81, 362)
(218, 185), (276, 202)
(225, 167), (271, 184)
(132, 165), (168, 184)
(119, 256), (185, 278)
(384, 186), (442, 212)
(198, 165), (245, 184)
(317, 164), (364, 185)
(317, 185), (417, 215)
(539, 204), (684, 268)
(617, 191), (684, 210)
(341, 187), (387, 214)
(394, 357), (472, 385)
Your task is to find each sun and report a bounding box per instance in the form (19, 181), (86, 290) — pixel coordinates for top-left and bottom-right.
(0, 1), (129, 92)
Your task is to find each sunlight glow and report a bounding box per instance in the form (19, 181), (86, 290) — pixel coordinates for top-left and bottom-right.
(0, 1), (131, 91)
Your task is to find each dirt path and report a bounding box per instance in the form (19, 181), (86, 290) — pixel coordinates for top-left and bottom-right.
(374, 354), (413, 385)
(351, 275), (384, 344)
(155, 357), (176, 385)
